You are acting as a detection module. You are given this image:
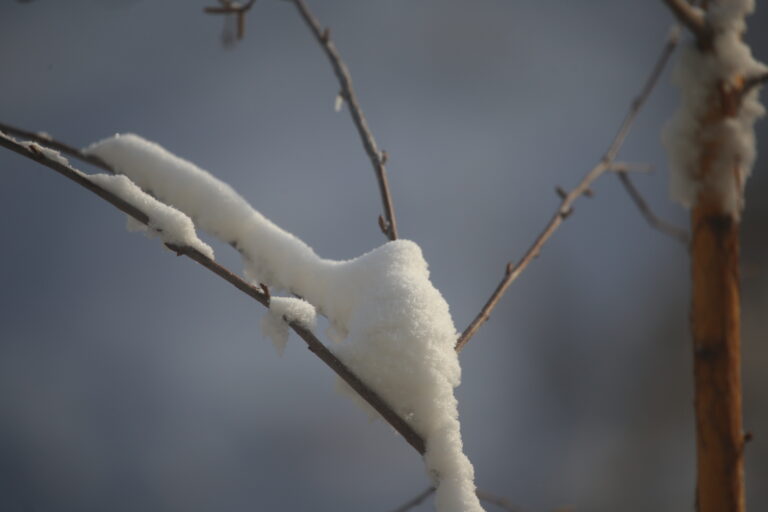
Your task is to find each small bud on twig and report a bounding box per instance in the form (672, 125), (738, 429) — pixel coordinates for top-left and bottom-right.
(378, 214), (389, 235)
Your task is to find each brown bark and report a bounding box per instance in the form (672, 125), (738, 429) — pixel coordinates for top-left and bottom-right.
(690, 195), (744, 512)
(688, 68), (748, 511)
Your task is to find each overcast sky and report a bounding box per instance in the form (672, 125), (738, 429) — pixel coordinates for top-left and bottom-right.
(1, 1), (767, 511)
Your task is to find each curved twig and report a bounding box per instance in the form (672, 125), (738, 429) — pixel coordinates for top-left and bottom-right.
(617, 171), (688, 245)
(290, 0), (399, 241)
(456, 26), (682, 351)
(0, 128), (425, 456)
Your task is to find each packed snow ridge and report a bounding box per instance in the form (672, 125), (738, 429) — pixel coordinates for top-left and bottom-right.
(84, 134), (484, 512)
(663, 0), (766, 217)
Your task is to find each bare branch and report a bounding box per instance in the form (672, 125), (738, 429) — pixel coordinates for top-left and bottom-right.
(0, 122), (111, 171)
(290, 0), (399, 241)
(0, 128), (425, 456)
(617, 172), (688, 245)
(661, 0), (711, 44)
(455, 26), (681, 351)
(475, 489), (522, 512)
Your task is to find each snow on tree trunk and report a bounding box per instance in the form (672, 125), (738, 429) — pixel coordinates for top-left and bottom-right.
(662, 2), (765, 511)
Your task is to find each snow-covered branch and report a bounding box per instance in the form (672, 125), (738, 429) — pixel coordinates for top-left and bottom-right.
(0, 126), (426, 458)
(1, 126), (485, 511)
(661, 0), (711, 44)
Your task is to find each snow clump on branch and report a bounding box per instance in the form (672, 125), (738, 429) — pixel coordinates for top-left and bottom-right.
(87, 173), (215, 259)
(84, 134), (484, 512)
(662, 0), (766, 217)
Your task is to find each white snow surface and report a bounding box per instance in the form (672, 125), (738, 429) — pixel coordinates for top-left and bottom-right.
(663, 0), (766, 216)
(84, 133), (484, 512)
(261, 296), (317, 356)
(87, 173), (214, 259)
(25, 142), (71, 167)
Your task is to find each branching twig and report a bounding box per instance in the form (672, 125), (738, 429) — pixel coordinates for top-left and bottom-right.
(455, 27), (682, 351)
(617, 171), (688, 245)
(203, 0), (257, 41)
(290, 0), (399, 241)
(0, 122), (111, 171)
(0, 128), (425, 456)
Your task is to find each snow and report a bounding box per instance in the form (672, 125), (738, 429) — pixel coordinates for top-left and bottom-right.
(662, 0), (766, 217)
(261, 296), (317, 356)
(87, 173), (215, 259)
(25, 142), (70, 167)
(85, 133), (484, 512)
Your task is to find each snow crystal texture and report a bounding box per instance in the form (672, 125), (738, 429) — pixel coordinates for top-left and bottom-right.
(261, 296), (317, 356)
(87, 173), (214, 259)
(85, 134), (484, 512)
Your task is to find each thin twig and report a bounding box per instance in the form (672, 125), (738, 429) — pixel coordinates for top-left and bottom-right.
(742, 71), (768, 97)
(290, 0), (398, 241)
(455, 27), (682, 351)
(617, 171), (688, 245)
(0, 122), (111, 171)
(203, 0), (257, 40)
(0, 128), (425, 456)
(475, 489), (522, 512)
(388, 486), (435, 512)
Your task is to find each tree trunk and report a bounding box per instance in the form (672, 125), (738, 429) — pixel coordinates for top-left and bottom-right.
(690, 192), (745, 512)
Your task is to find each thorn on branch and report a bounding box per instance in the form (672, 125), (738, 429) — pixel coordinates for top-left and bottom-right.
(380, 150), (388, 165)
(555, 186), (567, 200)
(584, 188), (594, 198)
(320, 27), (331, 43)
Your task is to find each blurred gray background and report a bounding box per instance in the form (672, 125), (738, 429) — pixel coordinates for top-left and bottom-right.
(1, 1), (766, 511)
